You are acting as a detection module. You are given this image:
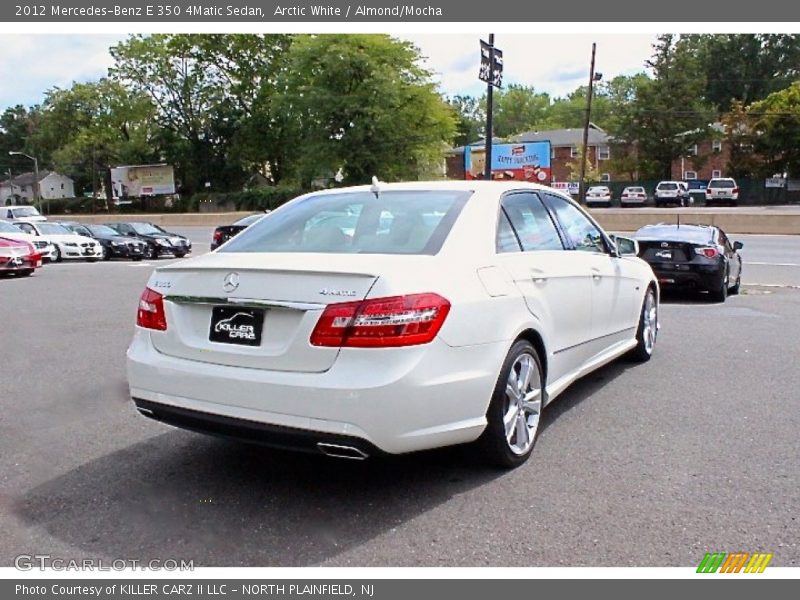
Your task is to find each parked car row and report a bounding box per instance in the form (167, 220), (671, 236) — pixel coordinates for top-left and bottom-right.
(0, 218), (192, 277)
(583, 178), (740, 208)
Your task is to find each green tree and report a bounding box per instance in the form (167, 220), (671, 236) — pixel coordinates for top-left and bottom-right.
(29, 80), (157, 195)
(278, 34), (456, 185)
(748, 82), (800, 178)
(613, 35), (715, 179)
(447, 95), (484, 147)
(490, 84), (552, 137)
(110, 34), (290, 193)
(689, 34), (800, 111)
(0, 105), (36, 156)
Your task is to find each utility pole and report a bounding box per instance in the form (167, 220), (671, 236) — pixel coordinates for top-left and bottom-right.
(484, 33), (495, 181)
(91, 147), (97, 214)
(579, 43), (598, 205)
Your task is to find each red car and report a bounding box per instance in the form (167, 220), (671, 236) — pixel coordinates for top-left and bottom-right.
(0, 236), (42, 277)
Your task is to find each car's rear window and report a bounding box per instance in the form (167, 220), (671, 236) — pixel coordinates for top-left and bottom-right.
(626, 187), (645, 193)
(220, 190), (472, 255)
(709, 179), (735, 188)
(657, 183), (678, 190)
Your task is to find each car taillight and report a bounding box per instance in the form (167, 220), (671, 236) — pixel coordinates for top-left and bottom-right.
(310, 293), (451, 348)
(732, 187), (739, 194)
(695, 247), (719, 259)
(137, 287), (167, 331)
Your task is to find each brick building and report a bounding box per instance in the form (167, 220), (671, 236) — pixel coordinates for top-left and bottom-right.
(670, 123), (732, 181)
(445, 124), (623, 182)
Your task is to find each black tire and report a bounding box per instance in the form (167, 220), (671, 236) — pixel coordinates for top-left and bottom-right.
(19, 269), (34, 277)
(131, 256), (143, 262)
(144, 245), (156, 260)
(477, 340), (545, 469)
(54, 246), (63, 263)
(730, 267), (741, 295)
(175, 252), (187, 258)
(709, 268), (728, 303)
(102, 245), (111, 261)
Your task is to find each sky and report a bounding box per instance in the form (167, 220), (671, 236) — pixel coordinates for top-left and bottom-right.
(0, 33), (658, 111)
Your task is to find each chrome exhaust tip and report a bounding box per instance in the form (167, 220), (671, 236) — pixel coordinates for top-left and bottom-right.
(317, 442), (369, 460)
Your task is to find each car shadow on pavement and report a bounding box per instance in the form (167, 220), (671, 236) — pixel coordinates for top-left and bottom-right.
(539, 358), (638, 434)
(13, 426), (506, 567)
(13, 354), (644, 568)
(658, 289), (720, 305)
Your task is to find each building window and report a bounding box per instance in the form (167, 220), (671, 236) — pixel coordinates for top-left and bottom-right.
(688, 144), (698, 156)
(598, 146), (610, 160)
(61, 183), (64, 189)
(600, 173), (611, 182)
(570, 146), (578, 158)
(712, 140), (722, 153)
(684, 170), (697, 180)
(712, 170), (722, 178)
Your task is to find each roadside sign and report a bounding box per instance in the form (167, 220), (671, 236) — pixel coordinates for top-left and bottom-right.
(551, 181), (579, 195)
(766, 177), (786, 188)
(479, 40), (503, 88)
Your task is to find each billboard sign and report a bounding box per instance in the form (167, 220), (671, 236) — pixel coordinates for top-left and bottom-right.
(110, 164), (176, 199)
(464, 142), (551, 182)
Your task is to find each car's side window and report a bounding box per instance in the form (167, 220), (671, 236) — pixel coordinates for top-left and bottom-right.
(543, 194), (609, 254)
(496, 211), (522, 253)
(498, 192), (563, 253)
(18, 223), (34, 235)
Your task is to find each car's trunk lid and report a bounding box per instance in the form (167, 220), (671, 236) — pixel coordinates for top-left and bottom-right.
(148, 253), (380, 372)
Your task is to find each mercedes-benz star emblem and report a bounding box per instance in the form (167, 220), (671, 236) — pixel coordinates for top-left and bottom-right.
(222, 272), (240, 293)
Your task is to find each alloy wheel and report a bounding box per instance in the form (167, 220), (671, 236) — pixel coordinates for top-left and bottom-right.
(502, 353), (542, 456)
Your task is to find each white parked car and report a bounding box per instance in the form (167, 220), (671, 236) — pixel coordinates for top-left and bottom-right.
(620, 186), (648, 207)
(13, 221), (102, 262)
(3, 205), (46, 222)
(705, 178), (739, 207)
(654, 181), (692, 207)
(0, 219), (56, 261)
(584, 185), (612, 207)
(128, 181), (659, 467)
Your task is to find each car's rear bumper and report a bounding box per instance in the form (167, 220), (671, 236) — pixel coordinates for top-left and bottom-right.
(133, 397), (386, 458)
(648, 263), (724, 291)
(127, 330), (507, 455)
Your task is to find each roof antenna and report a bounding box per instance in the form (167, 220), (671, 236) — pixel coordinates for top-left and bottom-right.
(370, 175), (381, 199)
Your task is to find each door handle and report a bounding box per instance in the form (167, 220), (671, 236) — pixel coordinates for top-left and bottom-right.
(591, 267), (602, 280)
(530, 268), (548, 283)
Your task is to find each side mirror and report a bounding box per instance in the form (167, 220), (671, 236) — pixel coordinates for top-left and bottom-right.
(733, 241), (744, 251)
(611, 234), (639, 257)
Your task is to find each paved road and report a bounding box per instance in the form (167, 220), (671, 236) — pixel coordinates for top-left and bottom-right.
(1, 235), (798, 567)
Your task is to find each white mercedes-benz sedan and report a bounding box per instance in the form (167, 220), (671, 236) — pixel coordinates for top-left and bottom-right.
(128, 181), (659, 467)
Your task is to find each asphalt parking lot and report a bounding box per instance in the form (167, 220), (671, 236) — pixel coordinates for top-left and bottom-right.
(1, 228), (798, 567)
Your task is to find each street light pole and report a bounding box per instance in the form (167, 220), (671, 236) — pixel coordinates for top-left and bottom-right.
(484, 33), (495, 181)
(579, 43), (598, 205)
(8, 151), (41, 212)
